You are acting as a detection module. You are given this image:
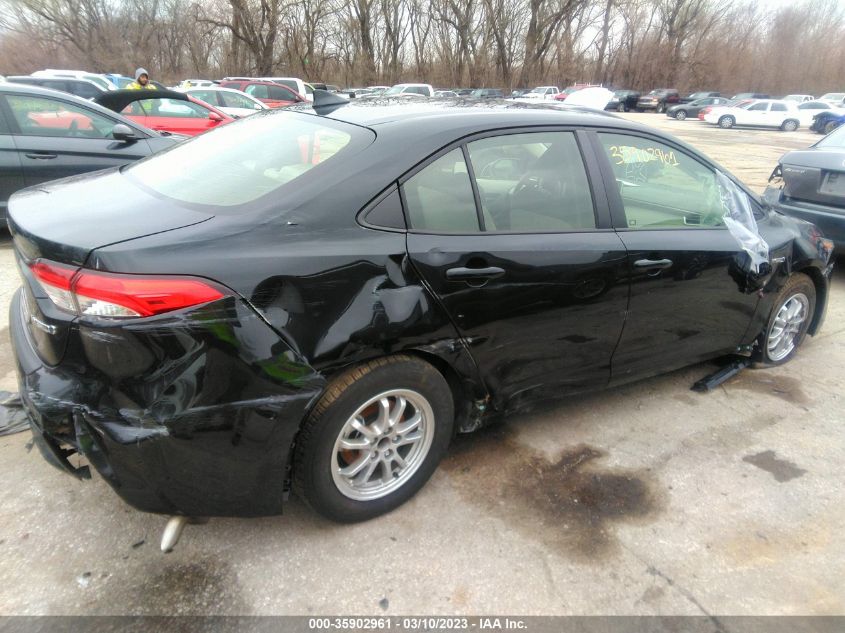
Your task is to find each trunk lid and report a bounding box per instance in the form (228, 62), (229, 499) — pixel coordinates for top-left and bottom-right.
(8, 168), (214, 266)
(780, 149), (845, 210)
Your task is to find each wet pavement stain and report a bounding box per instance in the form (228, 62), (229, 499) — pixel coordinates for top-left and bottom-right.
(727, 372), (809, 405)
(134, 558), (248, 614)
(441, 424), (662, 560)
(743, 450), (807, 482)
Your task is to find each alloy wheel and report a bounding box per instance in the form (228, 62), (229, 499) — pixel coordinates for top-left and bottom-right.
(767, 293), (810, 362)
(331, 389), (435, 501)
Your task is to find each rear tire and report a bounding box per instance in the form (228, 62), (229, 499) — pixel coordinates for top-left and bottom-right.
(781, 119), (799, 132)
(755, 273), (815, 365)
(718, 115), (735, 129)
(293, 355), (454, 522)
(824, 120), (840, 134)
(675, 110), (687, 120)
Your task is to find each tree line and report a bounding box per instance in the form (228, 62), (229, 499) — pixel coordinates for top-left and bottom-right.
(1, 0), (844, 95)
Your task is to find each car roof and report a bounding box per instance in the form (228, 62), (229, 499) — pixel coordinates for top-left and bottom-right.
(304, 99), (633, 132)
(94, 88), (192, 112)
(7, 75), (103, 88)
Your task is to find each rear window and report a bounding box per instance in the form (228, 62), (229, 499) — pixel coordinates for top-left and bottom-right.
(126, 111), (374, 207)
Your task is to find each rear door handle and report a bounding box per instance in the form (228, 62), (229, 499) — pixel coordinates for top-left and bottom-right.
(25, 152), (57, 160)
(634, 258), (673, 270)
(445, 266), (505, 281)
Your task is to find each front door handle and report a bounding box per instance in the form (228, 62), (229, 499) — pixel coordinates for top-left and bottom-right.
(445, 266), (505, 281)
(25, 152), (57, 160)
(634, 258), (673, 270)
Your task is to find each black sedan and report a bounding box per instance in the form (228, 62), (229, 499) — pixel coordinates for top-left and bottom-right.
(0, 83), (181, 222)
(8, 98), (833, 530)
(667, 96), (731, 120)
(766, 123), (845, 247)
(604, 90), (640, 112)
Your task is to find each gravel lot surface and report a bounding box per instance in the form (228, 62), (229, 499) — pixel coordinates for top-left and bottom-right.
(0, 113), (841, 617)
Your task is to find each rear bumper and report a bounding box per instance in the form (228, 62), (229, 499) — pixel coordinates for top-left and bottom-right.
(10, 288), (326, 517)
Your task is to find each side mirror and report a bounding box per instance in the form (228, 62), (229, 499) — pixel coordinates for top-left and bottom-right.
(208, 111), (224, 122)
(112, 123), (137, 142)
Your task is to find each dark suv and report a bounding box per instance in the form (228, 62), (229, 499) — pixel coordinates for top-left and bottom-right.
(470, 88), (504, 99)
(6, 76), (106, 100)
(637, 89), (680, 113)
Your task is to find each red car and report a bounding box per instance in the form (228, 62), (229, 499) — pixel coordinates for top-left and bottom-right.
(553, 84), (601, 102)
(218, 80), (305, 108)
(95, 90), (234, 136)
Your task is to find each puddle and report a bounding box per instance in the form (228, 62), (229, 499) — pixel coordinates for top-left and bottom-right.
(727, 372), (809, 405)
(743, 450), (807, 482)
(442, 425), (662, 560)
(134, 558), (248, 614)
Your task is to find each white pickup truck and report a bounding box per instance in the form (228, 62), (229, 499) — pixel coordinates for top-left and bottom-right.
(384, 83), (435, 98)
(521, 86), (561, 100)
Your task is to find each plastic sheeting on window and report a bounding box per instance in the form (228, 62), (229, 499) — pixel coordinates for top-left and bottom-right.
(716, 171), (770, 273)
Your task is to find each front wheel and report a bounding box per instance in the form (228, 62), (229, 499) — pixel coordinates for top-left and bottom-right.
(781, 119), (799, 132)
(718, 115), (735, 129)
(824, 120), (840, 134)
(675, 110), (687, 120)
(756, 273), (816, 365)
(293, 355), (454, 522)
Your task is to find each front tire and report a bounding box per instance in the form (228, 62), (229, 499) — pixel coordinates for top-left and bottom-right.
(617, 102), (626, 112)
(657, 102), (666, 113)
(824, 120), (840, 134)
(675, 110), (687, 120)
(756, 273), (815, 365)
(293, 355), (454, 522)
(718, 115), (735, 129)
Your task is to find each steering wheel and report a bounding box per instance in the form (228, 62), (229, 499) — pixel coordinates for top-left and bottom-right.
(510, 171), (563, 201)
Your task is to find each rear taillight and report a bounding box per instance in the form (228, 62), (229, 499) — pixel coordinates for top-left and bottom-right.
(29, 260), (225, 319)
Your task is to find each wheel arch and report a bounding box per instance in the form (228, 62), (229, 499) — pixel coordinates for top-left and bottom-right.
(796, 265), (828, 335)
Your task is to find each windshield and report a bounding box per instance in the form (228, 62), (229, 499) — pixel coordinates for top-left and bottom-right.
(647, 90), (662, 96)
(126, 111), (374, 207)
(815, 123), (845, 148)
(820, 93), (845, 101)
(689, 98), (709, 106)
(385, 86), (405, 95)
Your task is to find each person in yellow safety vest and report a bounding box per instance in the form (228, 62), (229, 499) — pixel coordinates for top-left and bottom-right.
(127, 68), (157, 90)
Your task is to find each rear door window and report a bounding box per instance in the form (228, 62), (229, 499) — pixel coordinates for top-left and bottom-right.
(268, 85), (296, 101)
(245, 84), (269, 99)
(466, 132), (596, 231)
(7, 95), (116, 138)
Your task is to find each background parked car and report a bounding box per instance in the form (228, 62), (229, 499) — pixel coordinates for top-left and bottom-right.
(384, 83), (435, 97)
(796, 100), (842, 127)
(95, 89), (234, 136)
(604, 89), (640, 112)
(470, 88), (504, 99)
(218, 80), (304, 107)
(766, 123), (845, 247)
(180, 86), (268, 117)
(732, 92), (770, 100)
(0, 83), (180, 221)
(522, 86), (561, 99)
(553, 84), (600, 101)
(5, 75), (106, 100)
(704, 99), (800, 130)
(680, 91), (720, 103)
(817, 92), (845, 106)
(810, 110), (845, 134)
(783, 94), (815, 103)
(32, 69), (117, 91)
(434, 90), (459, 98)
(637, 89), (680, 113)
(453, 88), (474, 96)
(667, 96), (730, 120)
(261, 77), (313, 101)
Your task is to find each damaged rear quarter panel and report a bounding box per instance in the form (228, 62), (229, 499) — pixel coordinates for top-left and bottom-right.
(18, 294), (326, 516)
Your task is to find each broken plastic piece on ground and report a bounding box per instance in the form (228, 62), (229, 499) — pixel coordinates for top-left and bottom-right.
(691, 357), (753, 392)
(0, 391), (30, 437)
